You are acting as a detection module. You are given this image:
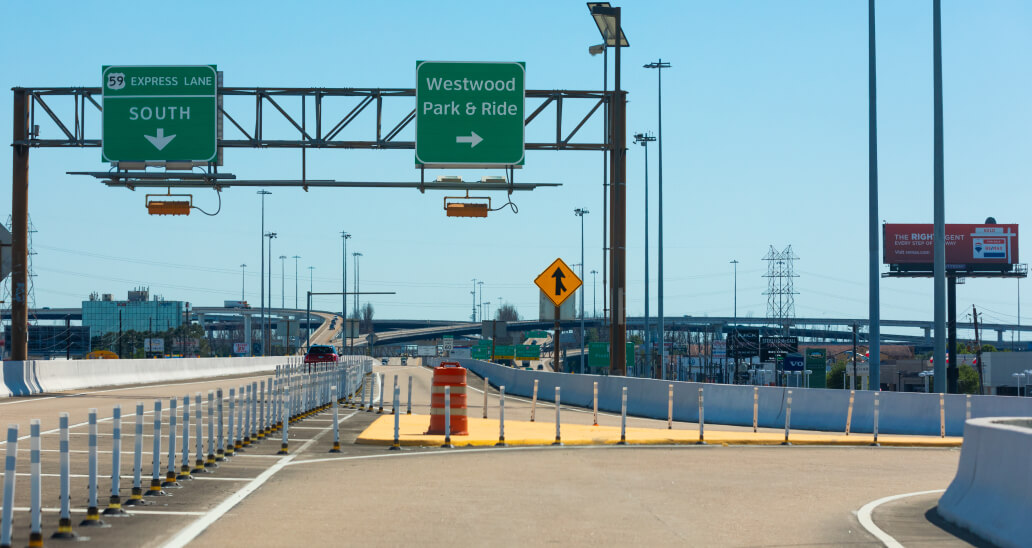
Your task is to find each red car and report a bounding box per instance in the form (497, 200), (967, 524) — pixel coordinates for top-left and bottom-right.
(304, 345), (339, 365)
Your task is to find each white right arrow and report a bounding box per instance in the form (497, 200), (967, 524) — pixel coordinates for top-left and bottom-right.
(144, 128), (176, 151)
(456, 131), (483, 148)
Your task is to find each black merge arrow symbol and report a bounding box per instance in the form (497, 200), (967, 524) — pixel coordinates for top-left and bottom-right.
(551, 267), (567, 296)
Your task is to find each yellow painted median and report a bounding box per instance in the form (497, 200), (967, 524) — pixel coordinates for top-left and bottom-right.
(356, 414), (962, 448)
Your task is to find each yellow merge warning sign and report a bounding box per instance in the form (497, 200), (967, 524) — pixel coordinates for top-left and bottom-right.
(534, 258), (582, 307)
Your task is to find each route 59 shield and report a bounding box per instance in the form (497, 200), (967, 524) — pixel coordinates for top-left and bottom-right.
(534, 258), (581, 307)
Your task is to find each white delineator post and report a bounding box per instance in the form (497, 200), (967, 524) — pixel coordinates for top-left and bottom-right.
(752, 387), (759, 433)
(846, 390), (855, 435)
(216, 388), (226, 461)
(104, 404), (127, 516)
(668, 384), (674, 430)
(593, 382), (599, 426)
(618, 387), (628, 445)
(697, 387), (705, 444)
(782, 390), (793, 445)
(442, 386), (453, 448)
(552, 387), (562, 446)
(163, 398), (179, 488)
(1, 425), (18, 548)
(125, 402), (146, 506)
(483, 376), (489, 419)
(496, 386), (507, 447)
(52, 413), (77, 538)
(391, 384), (401, 451)
(29, 419), (43, 544)
(147, 400), (166, 496)
(406, 376), (413, 415)
(531, 379), (539, 422)
(81, 409), (104, 526)
(277, 385), (290, 455)
(872, 392), (880, 446)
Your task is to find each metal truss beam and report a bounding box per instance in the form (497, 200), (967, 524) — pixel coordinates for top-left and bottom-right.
(12, 87), (609, 152)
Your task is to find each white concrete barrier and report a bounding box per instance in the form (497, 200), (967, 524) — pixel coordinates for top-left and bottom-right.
(937, 417), (1032, 548)
(1, 357), (286, 396)
(437, 358), (1032, 437)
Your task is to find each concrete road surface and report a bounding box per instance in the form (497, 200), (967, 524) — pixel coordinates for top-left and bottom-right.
(0, 363), (967, 546)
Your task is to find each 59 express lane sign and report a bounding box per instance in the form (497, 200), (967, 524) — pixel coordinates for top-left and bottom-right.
(415, 61), (525, 167)
(102, 65), (218, 163)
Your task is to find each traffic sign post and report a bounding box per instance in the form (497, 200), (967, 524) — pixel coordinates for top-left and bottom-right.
(102, 65), (218, 163)
(534, 258), (581, 372)
(415, 61), (525, 167)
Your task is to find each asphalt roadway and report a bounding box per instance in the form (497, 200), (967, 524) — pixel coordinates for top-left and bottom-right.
(0, 363), (976, 547)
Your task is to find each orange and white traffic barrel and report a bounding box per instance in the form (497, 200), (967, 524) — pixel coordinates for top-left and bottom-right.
(426, 363), (468, 435)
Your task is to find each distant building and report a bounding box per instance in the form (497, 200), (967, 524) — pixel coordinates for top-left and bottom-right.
(82, 288), (185, 335)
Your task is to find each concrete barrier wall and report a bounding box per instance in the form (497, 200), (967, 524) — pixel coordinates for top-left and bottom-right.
(432, 359), (1032, 436)
(938, 418), (1032, 548)
(1, 357), (290, 397)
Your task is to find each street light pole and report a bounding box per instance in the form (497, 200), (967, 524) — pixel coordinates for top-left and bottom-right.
(730, 259), (738, 384)
(265, 232), (277, 355)
(352, 253), (362, 321)
(634, 132), (655, 377)
(477, 281), (484, 322)
(239, 264), (247, 301)
(341, 231), (350, 350)
(279, 256), (286, 309)
(292, 255), (301, 309)
(573, 208), (590, 375)
(590, 270), (598, 318)
(645, 58), (670, 381)
(257, 190), (271, 356)
(470, 279), (477, 322)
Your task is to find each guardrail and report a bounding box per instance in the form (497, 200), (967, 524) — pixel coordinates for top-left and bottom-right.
(435, 358), (1032, 437)
(1, 356), (292, 397)
(937, 417), (1032, 548)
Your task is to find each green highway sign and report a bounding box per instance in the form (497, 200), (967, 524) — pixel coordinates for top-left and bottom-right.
(514, 345), (541, 360)
(415, 61), (525, 167)
(493, 345), (516, 360)
(102, 65), (218, 163)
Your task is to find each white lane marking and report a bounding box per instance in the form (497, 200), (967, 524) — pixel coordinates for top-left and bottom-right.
(856, 489), (945, 548)
(8, 506), (206, 516)
(162, 411), (357, 548)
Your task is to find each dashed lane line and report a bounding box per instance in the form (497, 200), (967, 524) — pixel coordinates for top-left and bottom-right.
(160, 411), (358, 548)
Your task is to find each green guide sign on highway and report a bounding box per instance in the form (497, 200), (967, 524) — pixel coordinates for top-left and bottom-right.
(415, 61), (525, 167)
(102, 65), (218, 163)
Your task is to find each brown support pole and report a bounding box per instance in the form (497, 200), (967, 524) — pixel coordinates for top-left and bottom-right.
(554, 305), (561, 373)
(608, 7), (627, 376)
(11, 89), (30, 361)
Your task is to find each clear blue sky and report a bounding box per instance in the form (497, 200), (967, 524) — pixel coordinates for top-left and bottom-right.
(0, 1), (1028, 332)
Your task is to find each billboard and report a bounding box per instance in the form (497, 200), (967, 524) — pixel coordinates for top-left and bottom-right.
(728, 330), (760, 359)
(760, 336), (798, 362)
(883, 223), (1018, 270)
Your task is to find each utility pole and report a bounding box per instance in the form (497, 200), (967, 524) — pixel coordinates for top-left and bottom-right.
(868, 0), (882, 392)
(852, 322), (858, 390)
(590, 270), (598, 318)
(932, 0), (947, 393)
(471, 279), (478, 322)
(973, 305), (984, 395)
(645, 58), (670, 381)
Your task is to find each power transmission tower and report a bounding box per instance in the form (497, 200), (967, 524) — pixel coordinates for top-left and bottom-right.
(3, 215), (38, 326)
(763, 245), (799, 331)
